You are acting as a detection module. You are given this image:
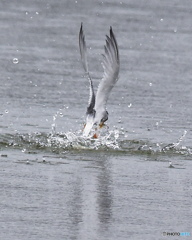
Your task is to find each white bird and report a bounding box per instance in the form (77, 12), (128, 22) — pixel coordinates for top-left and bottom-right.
(79, 23), (120, 137)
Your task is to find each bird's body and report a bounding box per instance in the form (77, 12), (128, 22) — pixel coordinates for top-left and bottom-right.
(79, 24), (120, 137)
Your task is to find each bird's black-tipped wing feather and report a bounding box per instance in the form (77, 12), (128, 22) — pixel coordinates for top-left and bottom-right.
(79, 23), (95, 113)
(94, 27), (120, 121)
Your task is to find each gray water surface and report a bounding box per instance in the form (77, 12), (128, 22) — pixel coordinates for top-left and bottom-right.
(0, 1), (192, 239)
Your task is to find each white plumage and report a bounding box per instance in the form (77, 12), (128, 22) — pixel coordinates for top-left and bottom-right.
(79, 23), (120, 137)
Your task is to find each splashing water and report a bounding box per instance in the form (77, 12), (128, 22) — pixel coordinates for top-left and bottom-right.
(0, 123), (191, 157)
(162, 130), (187, 151)
(51, 111), (64, 136)
(51, 113), (57, 136)
(49, 109), (121, 151)
(47, 129), (120, 151)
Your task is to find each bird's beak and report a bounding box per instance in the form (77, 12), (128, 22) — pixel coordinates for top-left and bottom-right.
(83, 121), (94, 137)
(99, 122), (105, 128)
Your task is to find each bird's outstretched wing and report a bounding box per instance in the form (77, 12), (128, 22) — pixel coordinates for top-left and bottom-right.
(79, 23), (95, 112)
(94, 27), (119, 118)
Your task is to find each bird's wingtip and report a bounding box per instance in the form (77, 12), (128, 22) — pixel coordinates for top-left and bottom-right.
(110, 26), (113, 34)
(80, 22), (83, 33)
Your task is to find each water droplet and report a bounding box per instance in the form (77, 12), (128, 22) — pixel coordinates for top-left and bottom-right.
(5, 110), (9, 113)
(173, 28), (177, 33)
(149, 82), (152, 86)
(12, 58), (19, 64)
(35, 11), (39, 15)
(160, 18), (164, 22)
(114, 130), (119, 140)
(25, 11), (29, 15)
(22, 148), (26, 153)
(128, 103), (132, 108)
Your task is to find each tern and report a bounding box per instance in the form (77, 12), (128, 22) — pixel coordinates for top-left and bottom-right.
(79, 23), (120, 137)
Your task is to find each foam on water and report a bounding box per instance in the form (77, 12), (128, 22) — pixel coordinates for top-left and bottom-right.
(0, 128), (191, 158)
(48, 129), (120, 150)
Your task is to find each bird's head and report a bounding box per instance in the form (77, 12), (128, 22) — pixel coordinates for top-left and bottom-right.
(83, 110), (108, 137)
(99, 110), (108, 128)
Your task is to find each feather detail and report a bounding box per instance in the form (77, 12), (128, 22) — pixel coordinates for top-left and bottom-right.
(94, 27), (120, 123)
(79, 23), (95, 112)
(80, 25), (120, 137)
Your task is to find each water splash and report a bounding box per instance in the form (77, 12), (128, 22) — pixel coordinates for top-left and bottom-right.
(0, 129), (191, 157)
(47, 129), (120, 151)
(51, 111), (64, 136)
(162, 130), (187, 151)
(51, 113), (57, 135)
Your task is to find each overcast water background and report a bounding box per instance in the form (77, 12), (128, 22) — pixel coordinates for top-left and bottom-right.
(0, 0), (192, 239)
